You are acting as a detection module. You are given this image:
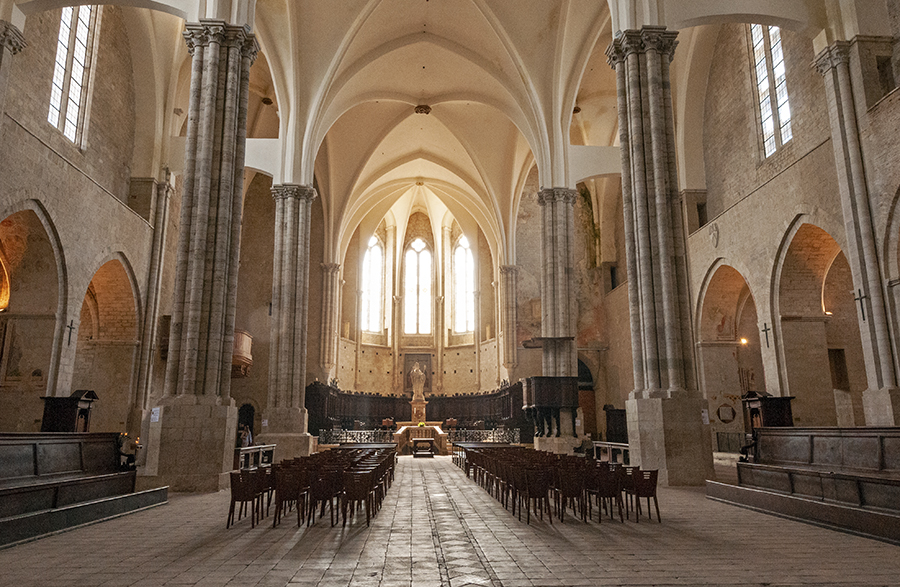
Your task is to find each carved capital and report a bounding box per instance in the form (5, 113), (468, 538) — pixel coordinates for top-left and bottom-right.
(321, 263), (341, 275)
(272, 183), (317, 203)
(814, 41), (850, 77)
(184, 20), (226, 54)
(499, 265), (519, 277)
(641, 26), (678, 62)
(0, 20), (26, 55)
(606, 29), (644, 68)
(537, 187), (577, 207)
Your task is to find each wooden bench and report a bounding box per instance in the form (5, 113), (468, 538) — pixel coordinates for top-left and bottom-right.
(0, 432), (166, 546)
(708, 427), (900, 543)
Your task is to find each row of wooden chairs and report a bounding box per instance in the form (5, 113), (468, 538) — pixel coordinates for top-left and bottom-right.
(227, 447), (396, 529)
(459, 446), (660, 524)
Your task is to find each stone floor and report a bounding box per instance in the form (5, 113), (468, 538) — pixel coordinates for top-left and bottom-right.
(1, 456), (898, 587)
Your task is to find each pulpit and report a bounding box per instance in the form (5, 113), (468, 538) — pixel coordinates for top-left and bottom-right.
(41, 390), (98, 432)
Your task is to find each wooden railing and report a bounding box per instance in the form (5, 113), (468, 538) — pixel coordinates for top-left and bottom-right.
(592, 441), (630, 464)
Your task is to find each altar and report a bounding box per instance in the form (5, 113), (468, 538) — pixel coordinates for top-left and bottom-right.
(393, 422), (449, 455)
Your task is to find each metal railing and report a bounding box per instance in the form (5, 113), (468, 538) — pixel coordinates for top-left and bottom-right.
(319, 429), (395, 444)
(448, 428), (520, 444)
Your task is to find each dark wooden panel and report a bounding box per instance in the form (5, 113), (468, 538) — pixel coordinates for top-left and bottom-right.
(38, 442), (81, 475)
(0, 444), (35, 479)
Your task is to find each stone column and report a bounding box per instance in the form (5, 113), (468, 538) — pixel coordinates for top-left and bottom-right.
(146, 21), (258, 491)
(132, 176), (172, 447)
(608, 27), (712, 485)
(0, 20), (25, 115)
(535, 187), (580, 454)
(499, 265), (518, 375)
(319, 263), (341, 380)
(258, 184), (318, 459)
(815, 42), (900, 425)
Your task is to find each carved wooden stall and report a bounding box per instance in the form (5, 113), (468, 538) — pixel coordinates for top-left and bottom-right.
(304, 381), (531, 437)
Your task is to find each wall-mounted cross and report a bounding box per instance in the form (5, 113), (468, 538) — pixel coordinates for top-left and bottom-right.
(761, 322), (771, 348)
(66, 320), (75, 346)
(854, 289), (868, 321)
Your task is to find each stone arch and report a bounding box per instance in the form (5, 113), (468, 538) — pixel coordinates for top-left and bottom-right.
(71, 257), (140, 435)
(0, 205), (64, 431)
(774, 223), (865, 426)
(696, 261), (761, 450)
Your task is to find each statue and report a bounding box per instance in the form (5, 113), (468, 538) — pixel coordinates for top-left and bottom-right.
(409, 362), (426, 401)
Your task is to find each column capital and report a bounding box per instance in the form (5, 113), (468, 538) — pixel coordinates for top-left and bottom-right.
(814, 41), (851, 76)
(321, 262), (341, 275)
(0, 20), (26, 55)
(271, 183), (317, 202)
(184, 20), (258, 63)
(537, 187), (577, 206)
(606, 26), (677, 68)
(499, 265), (519, 276)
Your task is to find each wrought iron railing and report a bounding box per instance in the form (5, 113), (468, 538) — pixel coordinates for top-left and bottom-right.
(319, 429), (395, 444)
(448, 429), (520, 444)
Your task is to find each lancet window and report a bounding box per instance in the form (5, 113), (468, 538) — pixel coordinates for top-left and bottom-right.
(403, 238), (432, 335)
(751, 24), (792, 157)
(48, 6), (100, 145)
(452, 236), (475, 333)
(360, 236), (384, 333)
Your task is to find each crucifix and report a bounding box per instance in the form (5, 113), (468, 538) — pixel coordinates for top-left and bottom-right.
(854, 289), (868, 321)
(66, 320), (75, 345)
(760, 322), (771, 348)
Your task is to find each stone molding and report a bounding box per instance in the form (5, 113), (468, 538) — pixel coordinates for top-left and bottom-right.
(0, 20), (26, 55)
(271, 183), (317, 202)
(537, 187), (577, 206)
(499, 265), (518, 276)
(321, 262), (340, 274)
(813, 41), (850, 76)
(184, 19), (258, 63)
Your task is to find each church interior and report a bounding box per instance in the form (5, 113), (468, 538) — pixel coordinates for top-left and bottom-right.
(1, 0), (900, 577)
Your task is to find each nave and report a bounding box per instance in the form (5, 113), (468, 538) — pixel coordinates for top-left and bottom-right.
(0, 457), (897, 587)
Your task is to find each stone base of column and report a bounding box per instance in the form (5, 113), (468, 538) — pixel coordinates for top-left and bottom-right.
(256, 407), (316, 462)
(138, 396), (238, 492)
(862, 387), (900, 426)
(534, 435), (582, 455)
(625, 395), (713, 486)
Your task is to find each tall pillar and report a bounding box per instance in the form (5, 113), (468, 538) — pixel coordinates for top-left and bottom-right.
(258, 184), (318, 458)
(146, 21), (258, 491)
(608, 27), (712, 485)
(535, 188), (580, 453)
(815, 42), (900, 425)
(0, 20), (25, 115)
(319, 263), (341, 380)
(499, 265), (518, 377)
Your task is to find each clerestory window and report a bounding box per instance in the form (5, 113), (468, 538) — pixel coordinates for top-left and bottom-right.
(360, 236), (384, 333)
(48, 6), (100, 145)
(403, 238), (432, 335)
(452, 236), (475, 333)
(750, 24), (792, 157)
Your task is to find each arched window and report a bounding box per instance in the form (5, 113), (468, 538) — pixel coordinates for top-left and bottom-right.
(453, 236), (475, 333)
(360, 236), (384, 332)
(403, 238), (432, 334)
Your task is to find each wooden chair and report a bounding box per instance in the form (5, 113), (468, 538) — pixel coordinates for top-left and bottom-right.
(554, 467), (586, 523)
(307, 468), (341, 527)
(342, 470), (375, 526)
(632, 469), (660, 522)
(618, 465), (638, 519)
(525, 467), (553, 525)
(587, 464), (624, 522)
(227, 471), (257, 528)
(272, 467), (302, 528)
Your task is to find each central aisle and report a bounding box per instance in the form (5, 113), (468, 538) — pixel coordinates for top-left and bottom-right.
(0, 455), (898, 587)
